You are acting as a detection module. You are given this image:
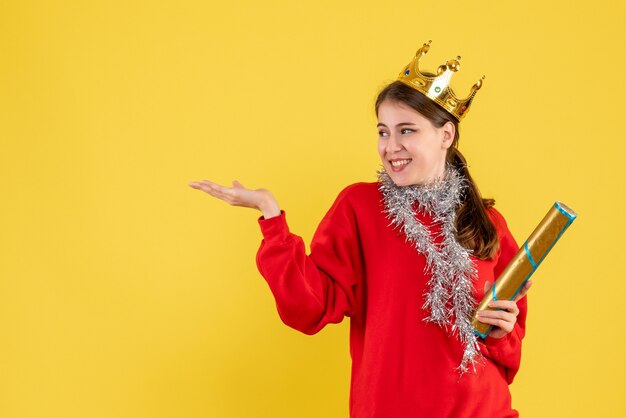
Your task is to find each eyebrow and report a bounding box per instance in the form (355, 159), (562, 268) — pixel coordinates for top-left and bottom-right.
(377, 122), (417, 128)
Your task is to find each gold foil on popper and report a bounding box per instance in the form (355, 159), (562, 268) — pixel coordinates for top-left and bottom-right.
(472, 201), (577, 338)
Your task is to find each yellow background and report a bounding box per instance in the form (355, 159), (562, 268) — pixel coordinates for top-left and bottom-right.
(1, 1), (624, 417)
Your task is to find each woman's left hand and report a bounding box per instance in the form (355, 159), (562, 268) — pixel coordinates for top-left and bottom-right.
(476, 280), (532, 339)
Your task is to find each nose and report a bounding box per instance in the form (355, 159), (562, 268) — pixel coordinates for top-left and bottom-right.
(385, 133), (403, 155)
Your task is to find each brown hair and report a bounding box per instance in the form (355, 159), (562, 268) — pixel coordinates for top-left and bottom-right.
(375, 80), (499, 260)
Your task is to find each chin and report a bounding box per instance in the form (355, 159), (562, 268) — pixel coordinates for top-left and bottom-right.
(387, 172), (427, 187)
(385, 171), (413, 187)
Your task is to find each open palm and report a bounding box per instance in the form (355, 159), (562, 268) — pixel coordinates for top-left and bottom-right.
(188, 179), (281, 219)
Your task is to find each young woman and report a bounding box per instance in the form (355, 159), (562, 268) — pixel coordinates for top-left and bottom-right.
(189, 43), (531, 417)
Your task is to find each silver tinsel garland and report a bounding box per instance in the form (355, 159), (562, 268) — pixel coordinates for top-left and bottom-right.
(377, 164), (483, 375)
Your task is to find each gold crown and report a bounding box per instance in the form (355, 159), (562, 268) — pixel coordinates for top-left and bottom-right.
(397, 40), (485, 121)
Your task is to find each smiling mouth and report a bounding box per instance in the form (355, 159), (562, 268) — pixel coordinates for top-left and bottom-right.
(390, 159), (412, 167)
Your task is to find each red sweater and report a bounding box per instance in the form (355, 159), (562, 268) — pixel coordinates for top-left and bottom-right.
(256, 182), (527, 418)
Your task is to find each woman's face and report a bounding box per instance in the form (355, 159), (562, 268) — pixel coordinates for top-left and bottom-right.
(377, 100), (454, 186)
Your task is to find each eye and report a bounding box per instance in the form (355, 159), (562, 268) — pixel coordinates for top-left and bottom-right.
(401, 128), (415, 134)
(378, 131), (389, 138)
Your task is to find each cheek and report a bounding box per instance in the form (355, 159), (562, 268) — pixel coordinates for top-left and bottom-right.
(410, 142), (440, 163)
(377, 141), (386, 158)
(405, 144), (423, 161)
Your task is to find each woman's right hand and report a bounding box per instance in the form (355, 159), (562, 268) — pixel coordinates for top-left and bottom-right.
(188, 180), (281, 219)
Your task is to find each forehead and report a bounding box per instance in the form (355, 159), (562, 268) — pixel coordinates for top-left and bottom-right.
(377, 100), (429, 124)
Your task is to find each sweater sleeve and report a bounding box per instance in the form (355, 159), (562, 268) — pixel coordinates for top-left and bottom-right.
(255, 185), (363, 335)
(478, 207), (528, 384)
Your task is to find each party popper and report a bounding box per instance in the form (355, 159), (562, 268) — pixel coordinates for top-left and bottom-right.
(472, 201), (577, 338)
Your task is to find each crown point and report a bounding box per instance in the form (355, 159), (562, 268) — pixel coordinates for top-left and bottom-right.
(447, 58), (461, 72)
(473, 77), (484, 91)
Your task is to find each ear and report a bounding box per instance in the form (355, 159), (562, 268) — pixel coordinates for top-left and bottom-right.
(441, 121), (455, 149)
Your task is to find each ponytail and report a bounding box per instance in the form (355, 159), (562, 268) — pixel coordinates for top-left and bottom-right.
(447, 147), (499, 260)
